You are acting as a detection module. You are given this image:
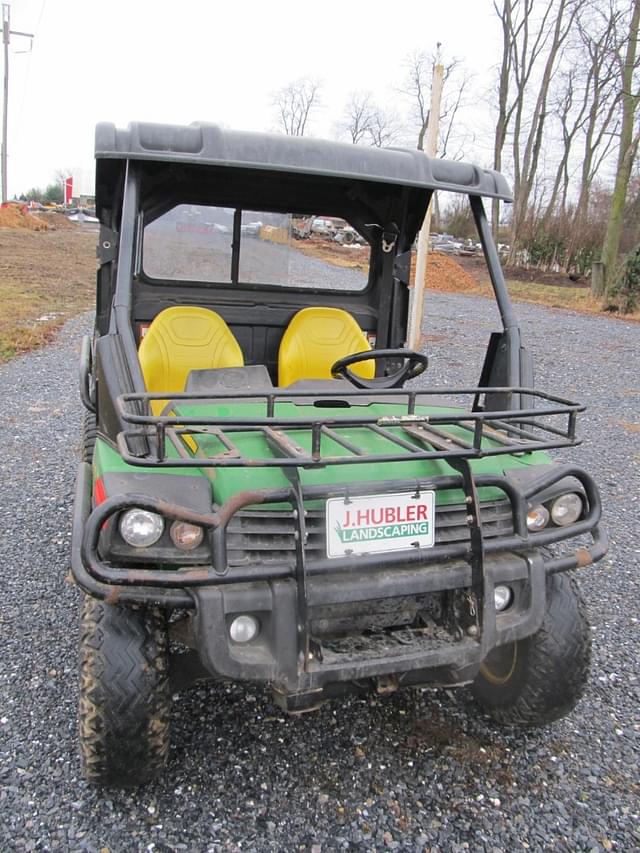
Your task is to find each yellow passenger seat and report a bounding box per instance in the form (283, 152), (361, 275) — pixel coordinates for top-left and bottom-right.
(278, 307), (374, 386)
(139, 306), (244, 412)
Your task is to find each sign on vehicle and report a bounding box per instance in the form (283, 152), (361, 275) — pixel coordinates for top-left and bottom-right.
(326, 491), (435, 558)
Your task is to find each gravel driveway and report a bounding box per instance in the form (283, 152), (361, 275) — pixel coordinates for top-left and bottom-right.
(0, 294), (638, 852)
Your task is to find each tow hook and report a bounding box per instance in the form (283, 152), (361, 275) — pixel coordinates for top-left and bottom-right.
(465, 591), (480, 637)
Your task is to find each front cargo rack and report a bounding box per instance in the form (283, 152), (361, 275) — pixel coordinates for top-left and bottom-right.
(73, 385), (606, 611)
(115, 385), (583, 468)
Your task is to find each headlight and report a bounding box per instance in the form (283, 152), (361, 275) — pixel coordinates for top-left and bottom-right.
(494, 584), (513, 612)
(527, 504), (549, 531)
(170, 520), (204, 550)
(229, 615), (260, 643)
(550, 493), (583, 526)
(119, 508), (164, 548)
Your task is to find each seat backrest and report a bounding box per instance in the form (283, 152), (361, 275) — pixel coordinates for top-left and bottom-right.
(139, 307), (244, 407)
(278, 307), (374, 386)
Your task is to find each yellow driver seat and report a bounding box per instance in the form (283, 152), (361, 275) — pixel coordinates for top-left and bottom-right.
(278, 307), (374, 386)
(139, 306), (244, 412)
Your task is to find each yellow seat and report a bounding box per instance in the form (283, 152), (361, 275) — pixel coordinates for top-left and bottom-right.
(139, 306), (243, 412)
(278, 307), (374, 386)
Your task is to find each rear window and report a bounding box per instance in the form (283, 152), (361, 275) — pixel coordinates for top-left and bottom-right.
(143, 205), (369, 291)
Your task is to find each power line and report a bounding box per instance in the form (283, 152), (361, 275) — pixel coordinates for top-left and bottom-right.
(16, 0), (46, 136)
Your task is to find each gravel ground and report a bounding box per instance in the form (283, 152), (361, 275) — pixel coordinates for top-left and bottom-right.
(0, 293), (638, 852)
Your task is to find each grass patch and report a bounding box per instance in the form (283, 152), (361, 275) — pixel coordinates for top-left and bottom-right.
(456, 278), (609, 314)
(504, 279), (620, 314)
(0, 283), (65, 360)
(0, 228), (96, 363)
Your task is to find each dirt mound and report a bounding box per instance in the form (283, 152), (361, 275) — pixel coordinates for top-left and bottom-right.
(0, 206), (49, 231)
(423, 252), (480, 292)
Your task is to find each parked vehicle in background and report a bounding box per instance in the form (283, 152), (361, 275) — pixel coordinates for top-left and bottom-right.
(240, 220), (262, 236)
(310, 217), (339, 237)
(430, 233), (464, 254)
(334, 224), (364, 245)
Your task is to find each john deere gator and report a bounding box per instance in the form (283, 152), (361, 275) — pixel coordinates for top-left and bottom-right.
(71, 122), (607, 786)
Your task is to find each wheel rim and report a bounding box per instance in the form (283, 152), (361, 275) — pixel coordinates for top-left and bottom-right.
(480, 642), (518, 685)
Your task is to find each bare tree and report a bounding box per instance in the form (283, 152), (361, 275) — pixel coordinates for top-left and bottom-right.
(541, 68), (584, 224)
(402, 50), (433, 151)
(273, 78), (322, 137)
(601, 0), (640, 298)
(491, 0), (587, 257)
(492, 0), (520, 238)
(510, 0), (581, 261)
(492, 0), (554, 241)
(367, 107), (403, 148)
(562, 6), (622, 263)
(337, 92), (375, 144)
(438, 73), (473, 160)
(400, 49), (471, 154)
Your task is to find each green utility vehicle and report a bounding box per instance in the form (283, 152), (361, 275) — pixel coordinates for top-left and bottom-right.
(72, 121), (607, 786)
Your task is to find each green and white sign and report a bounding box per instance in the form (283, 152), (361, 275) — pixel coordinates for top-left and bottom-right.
(326, 491), (435, 558)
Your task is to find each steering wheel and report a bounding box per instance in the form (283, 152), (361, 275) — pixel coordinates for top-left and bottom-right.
(331, 348), (428, 389)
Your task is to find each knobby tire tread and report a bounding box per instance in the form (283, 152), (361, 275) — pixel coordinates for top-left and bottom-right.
(473, 573), (591, 727)
(82, 410), (97, 463)
(78, 596), (170, 786)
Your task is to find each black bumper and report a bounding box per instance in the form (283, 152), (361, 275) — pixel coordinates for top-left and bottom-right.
(71, 461), (608, 697)
(189, 549), (547, 698)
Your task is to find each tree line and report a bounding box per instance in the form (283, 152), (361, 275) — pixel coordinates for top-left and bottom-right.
(272, 0), (640, 312)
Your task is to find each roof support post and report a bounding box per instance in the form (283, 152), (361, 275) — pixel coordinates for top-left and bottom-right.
(470, 194), (521, 390)
(113, 160), (146, 393)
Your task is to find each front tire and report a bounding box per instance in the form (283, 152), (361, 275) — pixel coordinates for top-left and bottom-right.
(81, 410), (97, 463)
(473, 573), (591, 727)
(78, 596), (171, 786)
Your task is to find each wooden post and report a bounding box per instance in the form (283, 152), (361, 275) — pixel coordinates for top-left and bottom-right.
(408, 62), (444, 350)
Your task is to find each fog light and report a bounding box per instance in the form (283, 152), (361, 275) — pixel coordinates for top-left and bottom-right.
(170, 520), (204, 550)
(494, 584), (513, 612)
(119, 508), (164, 548)
(527, 504), (549, 531)
(550, 493), (583, 526)
(229, 615), (259, 644)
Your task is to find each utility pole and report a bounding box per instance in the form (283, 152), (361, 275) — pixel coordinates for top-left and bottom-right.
(407, 59), (445, 350)
(2, 4), (34, 203)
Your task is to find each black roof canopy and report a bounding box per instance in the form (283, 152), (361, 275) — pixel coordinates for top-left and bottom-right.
(95, 121), (513, 219)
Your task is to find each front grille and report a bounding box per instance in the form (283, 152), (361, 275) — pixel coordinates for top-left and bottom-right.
(318, 623), (458, 664)
(225, 500), (514, 567)
(310, 591), (444, 636)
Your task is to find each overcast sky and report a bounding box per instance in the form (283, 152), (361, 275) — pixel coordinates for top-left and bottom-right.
(3, 0), (502, 197)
